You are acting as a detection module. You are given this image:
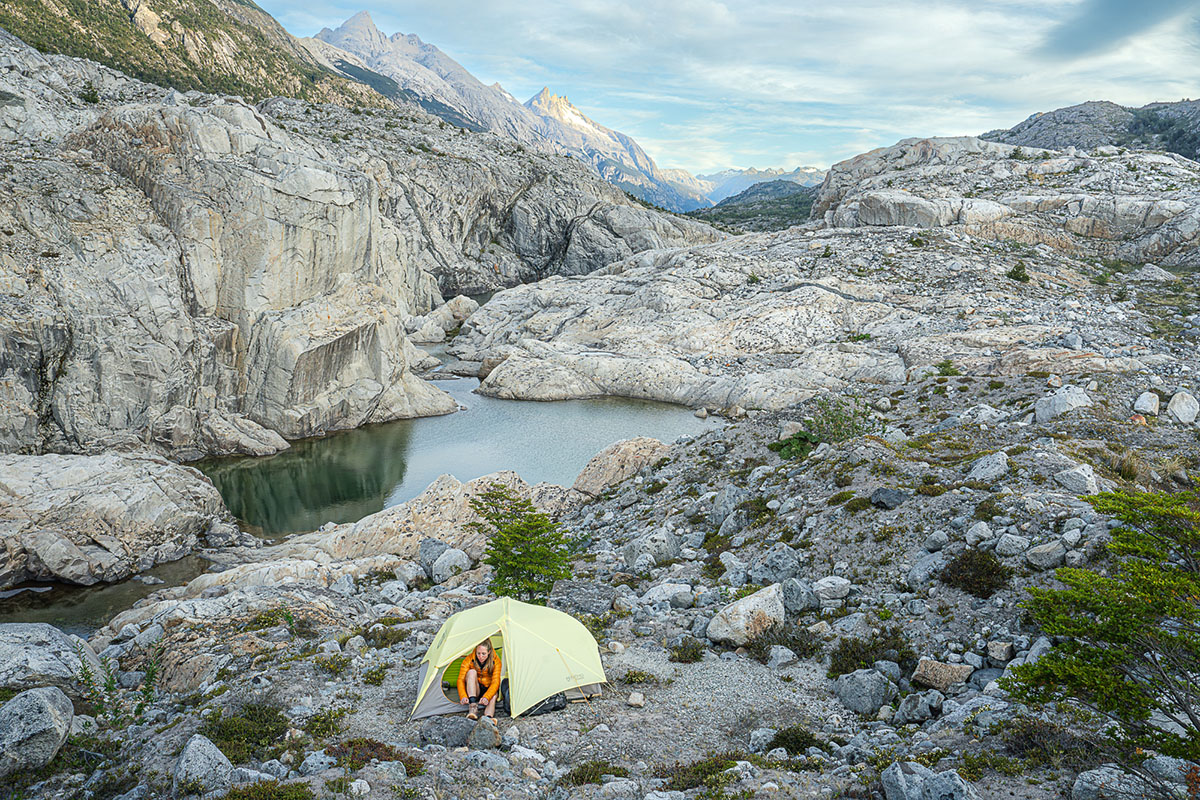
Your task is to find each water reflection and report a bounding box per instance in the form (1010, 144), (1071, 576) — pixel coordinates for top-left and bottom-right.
(199, 376), (718, 538)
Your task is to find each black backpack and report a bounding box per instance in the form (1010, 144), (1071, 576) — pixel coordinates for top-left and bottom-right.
(499, 680), (566, 717)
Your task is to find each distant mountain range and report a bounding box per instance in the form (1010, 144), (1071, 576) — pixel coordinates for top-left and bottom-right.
(686, 180), (817, 233)
(306, 13), (825, 212)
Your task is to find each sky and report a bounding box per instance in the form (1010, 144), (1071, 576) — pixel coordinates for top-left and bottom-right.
(257, 0), (1200, 174)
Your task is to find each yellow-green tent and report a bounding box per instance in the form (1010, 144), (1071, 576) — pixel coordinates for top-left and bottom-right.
(410, 597), (606, 720)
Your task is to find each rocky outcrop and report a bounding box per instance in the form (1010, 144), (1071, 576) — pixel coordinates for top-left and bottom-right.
(0, 623), (101, 698)
(0, 686), (74, 778)
(0, 453), (228, 588)
(0, 29), (715, 458)
(813, 136), (1200, 267)
(449, 215), (1169, 411)
(571, 437), (671, 497)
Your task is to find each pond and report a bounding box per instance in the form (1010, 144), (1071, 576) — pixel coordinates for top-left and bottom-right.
(198, 371), (719, 538)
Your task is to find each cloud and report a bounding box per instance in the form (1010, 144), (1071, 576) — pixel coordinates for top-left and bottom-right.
(257, 0), (1200, 173)
(1036, 0), (1200, 58)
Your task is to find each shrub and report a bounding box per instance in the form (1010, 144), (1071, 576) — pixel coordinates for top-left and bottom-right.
(745, 623), (823, 664)
(200, 703), (289, 763)
(935, 359), (961, 377)
(304, 708), (349, 741)
(738, 496), (775, 525)
(470, 483), (572, 603)
(326, 738), (411, 771)
(668, 637), (706, 663)
(767, 725), (826, 756)
(768, 429), (820, 460)
(1006, 261), (1030, 282)
(224, 781), (316, 800)
(827, 490), (855, 506)
(806, 395), (882, 443)
(939, 550), (1012, 598)
(644, 480), (668, 494)
(1003, 491), (1200, 795)
(973, 497), (1001, 521)
(562, 760), (629, 786)
(1000, 717), (1102, 772)
(362, 664), (388, 685)
(657, 752), (748, 793)
(828, 627), (915, 678)
(314, 654), (351, 676)
(622, 669), (658, 685)
(844, 497), (872, 514)
(78, 82), (100, 104)
(365, 625), (410, 649)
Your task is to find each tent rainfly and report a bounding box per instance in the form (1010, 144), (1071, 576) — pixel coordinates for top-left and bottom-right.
(410, 597), (606, 720)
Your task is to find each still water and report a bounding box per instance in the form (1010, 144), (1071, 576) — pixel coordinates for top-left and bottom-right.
(198, 373), (719, 538)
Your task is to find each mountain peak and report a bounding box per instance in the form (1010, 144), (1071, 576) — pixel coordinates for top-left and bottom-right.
(317, 11), (391, 55)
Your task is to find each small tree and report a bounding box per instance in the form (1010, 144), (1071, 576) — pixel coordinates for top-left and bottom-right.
(469, 483), (571, 604)
(1003, 490), (1200, 798)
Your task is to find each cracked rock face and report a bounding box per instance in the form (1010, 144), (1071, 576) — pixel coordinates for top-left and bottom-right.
(0, 452), (226, 589)
(0, 29), (716, 458)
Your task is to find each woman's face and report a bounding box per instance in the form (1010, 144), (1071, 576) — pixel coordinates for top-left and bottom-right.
(476, 644), (490, 662)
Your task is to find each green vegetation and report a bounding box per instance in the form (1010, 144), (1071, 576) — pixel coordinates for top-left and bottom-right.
(1005, 261), (1030, 283)
(362, 664), (388, 686)
(935, 359), (961, 377)
(327, 738), (423, 773)
(75, 641), (163, 728)
(844, 496), (872, 514)
(745, 622), (823, 664)
(767, 726), (826, 756)
(1129, 108), (1200, 160)
(0, 0), (365, 104)
(827, 490), (856, 505)
(1004, 491), (1200, 791)
(656, 752), (756, 797)
(224, 782), (316, 800)
(314, 654), (352, 676)
(562, 760), (630, 786)
(768, 429), (820, 460)
(828, 627), (915, 678)
(685, 184), (817, 233)
(200, 703), (290, 763)
(668, 637), (706, 663)
(470, 483), (572, 603)
(304, 708), (349, 741)
(939, 550), (1012, 598)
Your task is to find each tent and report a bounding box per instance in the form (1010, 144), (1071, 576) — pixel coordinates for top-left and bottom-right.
(410, 597), (606, 720)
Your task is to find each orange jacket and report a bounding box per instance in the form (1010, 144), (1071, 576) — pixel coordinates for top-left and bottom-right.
(457, 653), (502, 702)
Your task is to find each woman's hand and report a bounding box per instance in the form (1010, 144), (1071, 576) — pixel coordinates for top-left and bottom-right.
(459, 697), (469, 705)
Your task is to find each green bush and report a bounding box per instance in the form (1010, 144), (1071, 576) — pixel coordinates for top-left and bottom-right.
(1005, 261), (1030, 283)
(561, 760), (630, 786)
(807, 395), (883, 443)
(767, 725), (826, 756)
(224, 781), (316, 800)
(326, 738), (421, 772)
(1003, 491), (1200, 792)
(939, 550), (1012, 598)
(745, 623), (823, 664)
(657, 752), (749, 793)
(668, 637), (706, 663)
(768, 429), (820, 460)
(314, 654), (351, 676)
(935, 359), (961, 376)
(304, 708), (349, 741)
(827, 490), (855, 505)
(362, 664), (388, 685)
(844, 497), (872, 514)
(471, 484), (572, 603)
(828, 627), (915, 678)
(200, 703), (289, 763)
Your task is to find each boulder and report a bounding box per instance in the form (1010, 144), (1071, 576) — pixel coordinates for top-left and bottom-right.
(173, 734), (233, 793)
(965, 452), (1008, 483)
(833, 669), (897, 715)
(0, 623), (102, 699)
(781, 578), (820, 613)
(419, 716), (476, 748)
(907, 553), (945, 589)
(881, 761), (935, 800)
(1025, 540), (1067, 570)
(994, 533), (1030, 557)
(641, 583), (693, 607)
(813, 576), (851, 603)
(912, 658), (974, 692)
(706, 584), (785, 646)
(710, 486), (750, 527)
(1072, 766), (1143, 800)
(747, 543), (800, 585)
(1054, 464), (1099, 495)
(1132, 392), (1160, 415)
(622, 529), (680, 568)
(1034, 385), (1092, 423)
(892, 690), (944, 725)
(0, 687), (74, 778)
(1166, 391), (1199, 424)
(418, 538), (451, 577)
(571, 437), (671, 497)
(431, 548), (470, 584)
(870, 488), (910, 510)
(467, 717), (501, 750)
(548, 580), (615, 616)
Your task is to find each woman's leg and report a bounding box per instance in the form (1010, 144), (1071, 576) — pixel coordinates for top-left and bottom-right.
(482, 694), (497, 718)
(465, 669), (480, 718)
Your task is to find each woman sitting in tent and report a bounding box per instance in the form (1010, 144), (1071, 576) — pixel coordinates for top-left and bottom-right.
(457, 640), (502, 720)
